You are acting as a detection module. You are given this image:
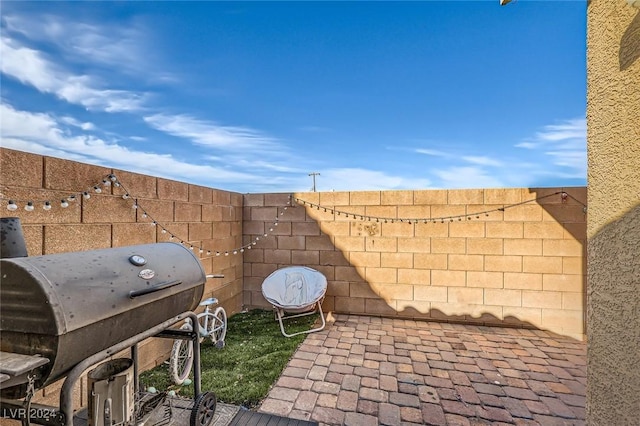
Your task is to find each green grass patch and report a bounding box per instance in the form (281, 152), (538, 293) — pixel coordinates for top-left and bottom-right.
(140, 309), (317, 408)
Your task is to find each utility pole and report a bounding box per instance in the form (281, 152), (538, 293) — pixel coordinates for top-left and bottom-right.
(308, 172), (320, 192)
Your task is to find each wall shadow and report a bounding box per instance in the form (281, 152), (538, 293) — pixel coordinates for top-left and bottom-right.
(586, 202), (640, 422)
(245, 188), (588, 341)
(620, 10), (640, 71)
(528, 188), (587, 339)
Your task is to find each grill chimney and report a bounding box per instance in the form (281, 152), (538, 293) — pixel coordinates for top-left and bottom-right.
(0, 217), (28, 258)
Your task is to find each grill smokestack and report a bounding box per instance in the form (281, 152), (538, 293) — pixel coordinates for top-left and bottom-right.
(0, 217), (28, 258)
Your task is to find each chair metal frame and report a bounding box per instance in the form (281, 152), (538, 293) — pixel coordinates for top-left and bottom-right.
(261, 266), (327, 338)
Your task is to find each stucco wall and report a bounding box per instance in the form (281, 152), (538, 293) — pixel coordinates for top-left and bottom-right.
(0, 147), (244, 410)
(244, 187), (587, 340)
(586, 1), (640, 424)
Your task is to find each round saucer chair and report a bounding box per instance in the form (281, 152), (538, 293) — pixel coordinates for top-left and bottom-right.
(261, 266), (327, 337)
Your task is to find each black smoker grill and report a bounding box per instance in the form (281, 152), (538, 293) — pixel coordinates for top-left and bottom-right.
(0, 237), (217, 426)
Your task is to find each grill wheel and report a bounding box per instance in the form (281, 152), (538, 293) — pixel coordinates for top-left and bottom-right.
(190, 391), (217, 426)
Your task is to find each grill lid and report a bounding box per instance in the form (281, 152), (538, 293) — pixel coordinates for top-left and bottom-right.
(0, 242), (206, 336)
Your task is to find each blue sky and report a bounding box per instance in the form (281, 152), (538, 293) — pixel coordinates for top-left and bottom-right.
(0, 1), (586, 193)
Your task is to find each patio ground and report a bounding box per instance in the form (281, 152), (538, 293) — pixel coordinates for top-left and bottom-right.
(258, 314), (586, 426)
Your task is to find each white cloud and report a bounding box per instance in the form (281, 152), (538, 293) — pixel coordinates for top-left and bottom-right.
(517, 118), (586, 149)
(462, 156), (503, 167)
(535, 118), (586, 142)
(144, 113), (279, 151)
(432, 166), (504, 189)
(0, 37), (146, 112)
(515, 141), (537, 149)
(515, 117), (586, 178)
(317, 168), (432, 192)
(60, 116), (95, 131)
(545, 150), (587, 177)
(415, 148), (451, 157)
(231, 159), (308, 174)
(0, 103), (257, 185)
(3, 13), (166, 80)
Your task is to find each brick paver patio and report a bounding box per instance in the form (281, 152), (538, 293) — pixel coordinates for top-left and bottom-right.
(258, 314), (586, 426)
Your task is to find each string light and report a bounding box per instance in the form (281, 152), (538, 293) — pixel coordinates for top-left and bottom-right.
(1, 173), (587, 262)
(1, 173), (110, 213)
(104, 176), (293, 260)
(292, 191), (586, 224)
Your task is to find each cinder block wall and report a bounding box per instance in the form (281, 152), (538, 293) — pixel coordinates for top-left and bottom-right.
(243, 188), (587, 340)
(0, 148), (243, 409)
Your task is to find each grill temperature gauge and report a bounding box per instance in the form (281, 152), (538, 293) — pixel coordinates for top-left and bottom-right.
(129, 255), (147, 266)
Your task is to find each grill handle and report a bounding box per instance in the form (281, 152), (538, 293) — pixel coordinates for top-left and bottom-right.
(129, 280), (182, 298)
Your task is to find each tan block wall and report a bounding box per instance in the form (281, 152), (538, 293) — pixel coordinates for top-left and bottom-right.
(243, 187), (587, 340)
(586, 1), (640, 424)
(0, 148), (243, 410)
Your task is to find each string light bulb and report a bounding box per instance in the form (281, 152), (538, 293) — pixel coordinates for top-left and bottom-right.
(7, 200), (18, 211)
(43, 201), (52, 211)
(93, 186), (102, 194)
(61, 199), (69, 208)
(82, 192), (90, 200)
(25, 202), (35, 212)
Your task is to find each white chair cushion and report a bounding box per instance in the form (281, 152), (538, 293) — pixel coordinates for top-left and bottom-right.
(261, 266), (327, 310)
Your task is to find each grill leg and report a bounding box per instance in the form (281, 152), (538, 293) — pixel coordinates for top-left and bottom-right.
(131, 344), (139, 396)
(189, 312), (202, 398)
